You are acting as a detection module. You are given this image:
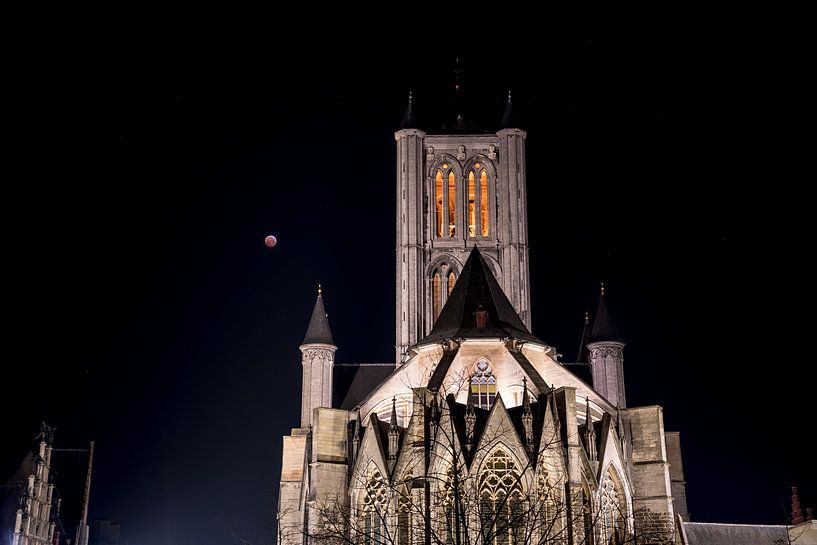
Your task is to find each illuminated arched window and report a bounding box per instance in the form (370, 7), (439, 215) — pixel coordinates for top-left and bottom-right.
(362, 470), (387, 545)
(433, 271), (442, 322)
(397, 475), (413, 545)
(582, 481), (595, 545)
(471, 359), (496, 410)
(536, 467), (558, 538)
(442, 467), (461, 545)
(435, 170), (444, 237)
(448, 171), (456, 237)
(480, 169), (489, 236)
(468, 170), (477, 237)
(600, 469), (626, 544)
(447, 270), (456, 296)
(479, 449), (524, 545)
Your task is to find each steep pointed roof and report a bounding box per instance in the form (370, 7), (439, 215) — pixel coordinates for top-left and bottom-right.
(422, 248), (542, 344)
(588, 285), (623, 344)
(398, 90), (416, 129)
(301, 288), (335, 346)
(500, 90), (516, 128)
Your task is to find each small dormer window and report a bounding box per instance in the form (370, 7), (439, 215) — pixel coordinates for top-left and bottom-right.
(475, 309), (488, 329)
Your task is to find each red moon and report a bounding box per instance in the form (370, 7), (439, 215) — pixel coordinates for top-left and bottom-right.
(264, 235), (278, 248)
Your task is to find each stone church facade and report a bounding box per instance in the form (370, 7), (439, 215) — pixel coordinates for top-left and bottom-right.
(278, 94), (688, 545)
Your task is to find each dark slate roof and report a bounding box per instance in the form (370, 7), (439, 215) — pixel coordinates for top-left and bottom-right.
(426, 347), (460, 392)
(335, 364), (395, 410)
(681, 522), (788, 545)
(302, 293), (335, 345)
(422, 248), (542, 344)
(588, 290), (623, 344)
(561, 362), (593, 385)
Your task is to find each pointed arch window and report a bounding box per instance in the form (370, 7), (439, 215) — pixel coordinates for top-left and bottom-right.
(435, 170), (444, 237)
(582, 481), (595, 545)
(467, 165), (490, 238)
(433, 271), (442, 322)
(432, 263), (457, 324)
(442, 467), (462, 545)
(536, 467), (558, 538)
(470, 359), (497, 410)
(362, 470), (387, 545)
(600, 470), (626, 544)
(480, 169), (489, 236)
(479, 449), (524, 545)
(397, 475), (413, 545)
(448, 171), (456, 237)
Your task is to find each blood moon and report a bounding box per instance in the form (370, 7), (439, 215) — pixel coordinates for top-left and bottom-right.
(264, 235), (278, 248)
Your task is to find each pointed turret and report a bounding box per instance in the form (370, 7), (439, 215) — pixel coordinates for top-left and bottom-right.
(583, 398), (597, 462)
(465, 391), (476, 447)
(388, 397), (399, 460)
(299, 285), (338, 427)
(587, 284), (627, 407)
(500, 90), (517, 129)
(576, 311), (590, 362)
(589, 283), (623, 344)
(302, 284), (334, 345)
(399, 90), (416, 129)
(521, 377), (533, 449)
(422, 248), (541, 344)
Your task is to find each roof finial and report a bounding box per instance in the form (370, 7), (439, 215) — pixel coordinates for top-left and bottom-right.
(507, 89), (512, 102)
(408, 89), (413, 102)
(600, 281), (605, 296)
(317, 283), (322, 296)
(584, 311), (590, 324)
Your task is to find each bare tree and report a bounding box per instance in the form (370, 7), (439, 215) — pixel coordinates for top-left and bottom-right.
(288, 365), (675, 545)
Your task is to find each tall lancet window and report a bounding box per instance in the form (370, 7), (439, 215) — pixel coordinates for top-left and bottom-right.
(433, 271), (442, 322)
(397, 475), (413, 545)
(448, 171), (456, 237)
(480, 169), (489, 236)
(471, 359), (497, 410)
(600, 469), (626, 544)
(435, 170), (444, 237)
(362, 470), (387, 545)
(468, 170), (477, 237)
(447, 270), (456, 296)
(479, 449), (524, 545)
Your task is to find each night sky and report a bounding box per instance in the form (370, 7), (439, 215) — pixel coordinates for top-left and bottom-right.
(4, 24), (813, 545)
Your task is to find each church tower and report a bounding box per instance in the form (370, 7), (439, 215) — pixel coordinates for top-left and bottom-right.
(587, 284), (626, 407)
(299, 286), (336, 427)
(395, 90), (531, 362)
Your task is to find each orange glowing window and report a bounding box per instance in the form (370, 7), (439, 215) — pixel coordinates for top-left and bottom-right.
(480, 169), (489, 237)
(435, 170), (444, 237)
(448, 171), (456, 237)
(468, 171), (476, 237)
(433, 271), (442, 321)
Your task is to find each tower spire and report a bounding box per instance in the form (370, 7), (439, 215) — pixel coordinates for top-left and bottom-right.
(500, 89), (516, 128)
(388, 397), (399, 460)
(399, 90), (416, 129)
(522, 377), (533, 449)
(299, 290), (338, 427)
(584, 398), (597, 462)
(587, 285), (627, 407)
(302, 287), (334, 345)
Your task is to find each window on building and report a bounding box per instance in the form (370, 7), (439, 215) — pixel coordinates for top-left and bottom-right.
(582, 481), (595, 545)
(600, 470), (626, 544)
(480, 169), (489, 236)
(398, 477), (413, 545)
(362, 470), (387, 545)
(433, 271), (442, 322)
(470, 359), (497, 410)
(536, 467), (558, 540)
(479, 449), (524, 545)
(448, 171), (456, 237)
(435, 170), (444, 237)
(468, 170), (477, 237)
(442, 467), (461, 545)
(447, 270), (456, 296)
